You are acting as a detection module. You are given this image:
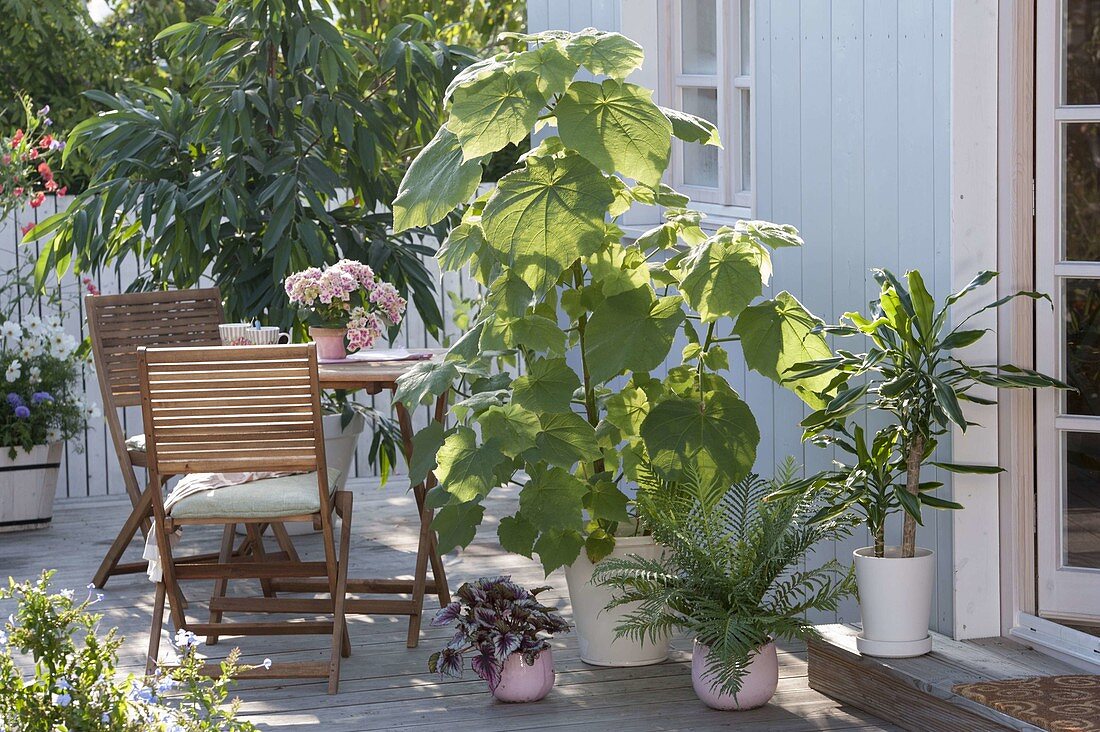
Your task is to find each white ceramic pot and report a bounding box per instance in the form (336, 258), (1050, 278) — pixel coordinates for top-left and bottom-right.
(853, 546), (935, 657)
(0, 443), (63, 533)
(239, 412), (365, 536)
(564, 535), (671, 666)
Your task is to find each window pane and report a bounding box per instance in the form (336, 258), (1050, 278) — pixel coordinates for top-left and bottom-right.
(740, 0), (751, 75)
(682, 0), (718, 75)
(682, 87), (720, 188)
(740, 89), (751, 192)
(1065, 279), (1100, 415)
(1065, 0), (1100, 105)
(1064, 123), (1100, 261)
(1064, 431), (1100, 569)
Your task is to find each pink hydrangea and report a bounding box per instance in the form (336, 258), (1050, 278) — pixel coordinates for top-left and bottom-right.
(284, 260), (404, 352)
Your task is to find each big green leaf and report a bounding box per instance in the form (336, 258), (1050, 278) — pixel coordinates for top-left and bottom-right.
(408, 421), (445, 486)
(514, 42), (579, 97)
(734, 291), (835, 408)
(498, 513), (539, 557)
(394, 360), (459, 407)
(533, 528), (585, 574)
(448, 70), (547, 160)
(661, 106), (722, 147)
(640, 389), (759, 485)
(479, 404), (541, 457)
(605, 386), (650, 437)
(519, 466), (587, 531)
(434, 426), (506, 502)
(584, 480), (631, 522)
(677, 233), (768, 322)
(437, 221), (486, 271)
(392, 126), (484, 232)
(735, 219), (804, 249)
(482, 153), (615, 296)
(511, 357), (581, 413)
(432, 500), (485, 553)
(585, 286), (684, 382)
(564, 30), (644, 79)
(556, 79), (672, 186)
(532, 412), (602, 467)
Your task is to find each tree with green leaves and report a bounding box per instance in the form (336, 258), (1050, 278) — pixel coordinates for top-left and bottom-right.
(28, 0), (475, 332)
(782, 269), (1070, 558)
(393, 28), (832, 574)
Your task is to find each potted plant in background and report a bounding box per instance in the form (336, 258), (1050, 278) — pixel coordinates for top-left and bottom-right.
(429, 576), (569, 703)
(284, 259), (407, 361)
(594, 459), (856, 710)
(782, 269), (1070, 657)
(393, 27), (832, 667)
(0, 315), (91, 532)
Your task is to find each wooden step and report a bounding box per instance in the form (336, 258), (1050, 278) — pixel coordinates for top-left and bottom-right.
(806, 624), (1076, 732)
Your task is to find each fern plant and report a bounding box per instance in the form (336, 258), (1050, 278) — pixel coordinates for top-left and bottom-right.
(592, 459), (856, 697)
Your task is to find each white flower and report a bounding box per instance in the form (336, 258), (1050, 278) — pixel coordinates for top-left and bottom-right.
(83, 403), (101, 419)
(173, 628), (201, 649)
(1, 321), (20, 341)
(59, 589), (74, 601)
(27, 365), (40, 384)
(5, 361), (21, 383)
(19, 337), (42, 358)
(46, 427), (62, 443)
(48, 332), (75, 359)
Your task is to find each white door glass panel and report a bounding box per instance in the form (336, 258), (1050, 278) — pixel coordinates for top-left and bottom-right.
(681, 87), (720, 188)
(740, 89), (751, 192)
(681, 0), (718, 75)
(1037, 0), (1100, 620)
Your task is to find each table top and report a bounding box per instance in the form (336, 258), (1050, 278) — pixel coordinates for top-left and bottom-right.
(317, 348), (446, 391)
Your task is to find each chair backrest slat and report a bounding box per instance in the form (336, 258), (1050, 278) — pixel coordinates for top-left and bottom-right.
(86, 289), (224, 409)
(138, 344), (325, 478)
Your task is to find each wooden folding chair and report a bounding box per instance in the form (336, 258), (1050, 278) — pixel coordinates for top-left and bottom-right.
(139, 344), (352, 693)
(87, 289), (225, 587)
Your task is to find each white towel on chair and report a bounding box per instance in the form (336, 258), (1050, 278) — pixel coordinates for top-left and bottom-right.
(144, 471), (295, 582)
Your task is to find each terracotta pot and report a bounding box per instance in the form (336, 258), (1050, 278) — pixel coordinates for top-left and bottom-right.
(853, 546), (935, 657)
(691, 640), (778, 711)
(308, 326), (348, 360)
(565, 535), (671, 666)
(491, 649), (555, 703)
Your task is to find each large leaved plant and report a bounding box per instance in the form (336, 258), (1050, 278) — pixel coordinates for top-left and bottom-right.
(395, 28), (832, 573)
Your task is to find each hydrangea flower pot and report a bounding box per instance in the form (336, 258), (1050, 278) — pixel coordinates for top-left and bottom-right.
(565, 535), (671, 666)
(491, 649), (555, 703)
(853, 546), (935, 657)
(691, 640), (778, 711)
(0, 443), (63, 532)
(308, 326), (348, 361)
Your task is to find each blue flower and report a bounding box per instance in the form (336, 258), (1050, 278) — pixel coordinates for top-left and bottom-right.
(14, 405), (30, 419)
(52, 691), (72, 707)
(5, 393), (21, 407)
(31, 391), (53, 404)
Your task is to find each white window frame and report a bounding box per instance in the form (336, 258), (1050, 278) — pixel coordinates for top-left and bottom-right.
(661, 0), (752, 215)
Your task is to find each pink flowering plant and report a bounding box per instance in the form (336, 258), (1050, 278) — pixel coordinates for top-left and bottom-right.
(0, 96), (66, 225)
(284, 259), (406, 351)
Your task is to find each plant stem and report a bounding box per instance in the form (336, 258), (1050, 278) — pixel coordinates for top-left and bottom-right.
(900, 434), (925, 558)
(874, 523), (885, 558)
(573, 262), (604, 475)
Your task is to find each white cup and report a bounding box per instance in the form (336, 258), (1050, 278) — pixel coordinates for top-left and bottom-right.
(219, 323), (290, 346)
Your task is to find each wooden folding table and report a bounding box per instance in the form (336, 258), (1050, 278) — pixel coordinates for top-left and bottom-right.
(273, 350), (451, 648)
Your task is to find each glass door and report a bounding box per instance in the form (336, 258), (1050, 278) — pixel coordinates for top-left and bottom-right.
(1036, 0), (1100, 620)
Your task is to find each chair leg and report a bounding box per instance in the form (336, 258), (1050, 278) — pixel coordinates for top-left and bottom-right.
(406, 491), (433, 649)
(269, 522), (301, 563)
(207, 523), (236, 645)
(245, 524), (277, 598)
(329, 492), (353, 694)
(146, 581), (166, 677)
(93, 487), (154, 588)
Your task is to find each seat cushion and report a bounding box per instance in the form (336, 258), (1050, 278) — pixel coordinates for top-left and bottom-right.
(168, 468), (341, 520)
(125, 433), (146, 452)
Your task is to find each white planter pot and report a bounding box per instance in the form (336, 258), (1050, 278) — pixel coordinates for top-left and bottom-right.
(0, 443), (63, 533)
(853, 546), (935, 657)
(239, 412), (365, 536)
(564, 535), (671, 667)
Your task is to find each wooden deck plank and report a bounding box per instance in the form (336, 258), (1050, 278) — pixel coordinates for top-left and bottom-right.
(0, 479), (898, 731)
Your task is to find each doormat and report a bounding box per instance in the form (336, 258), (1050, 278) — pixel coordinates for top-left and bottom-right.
(953, 675), (1100, 731)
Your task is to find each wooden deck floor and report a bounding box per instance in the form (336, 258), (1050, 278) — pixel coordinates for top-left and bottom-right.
(0, 478), (900, 731)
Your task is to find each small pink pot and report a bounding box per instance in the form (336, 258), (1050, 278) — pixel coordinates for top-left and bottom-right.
(491, 649), (555, 703)
(691, 640), (778, 711)
(308, 326), (348, 360)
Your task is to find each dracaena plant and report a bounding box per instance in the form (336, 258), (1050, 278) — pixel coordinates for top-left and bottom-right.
(393, 27), (831, 574)
(783, 269), (1070, 558)
(593, 459), (856, 698)
(427, 576), (569, 689)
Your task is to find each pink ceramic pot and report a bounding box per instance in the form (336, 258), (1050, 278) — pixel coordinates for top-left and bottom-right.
(691, 640), (778, 711)
(491, 649), (555, 703)
(308, 326), (348, 360)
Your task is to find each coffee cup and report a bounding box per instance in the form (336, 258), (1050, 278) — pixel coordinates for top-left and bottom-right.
(219, 323), (291, 346)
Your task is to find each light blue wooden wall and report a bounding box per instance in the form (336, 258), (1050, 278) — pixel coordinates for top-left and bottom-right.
(529, 0), (954, 634)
